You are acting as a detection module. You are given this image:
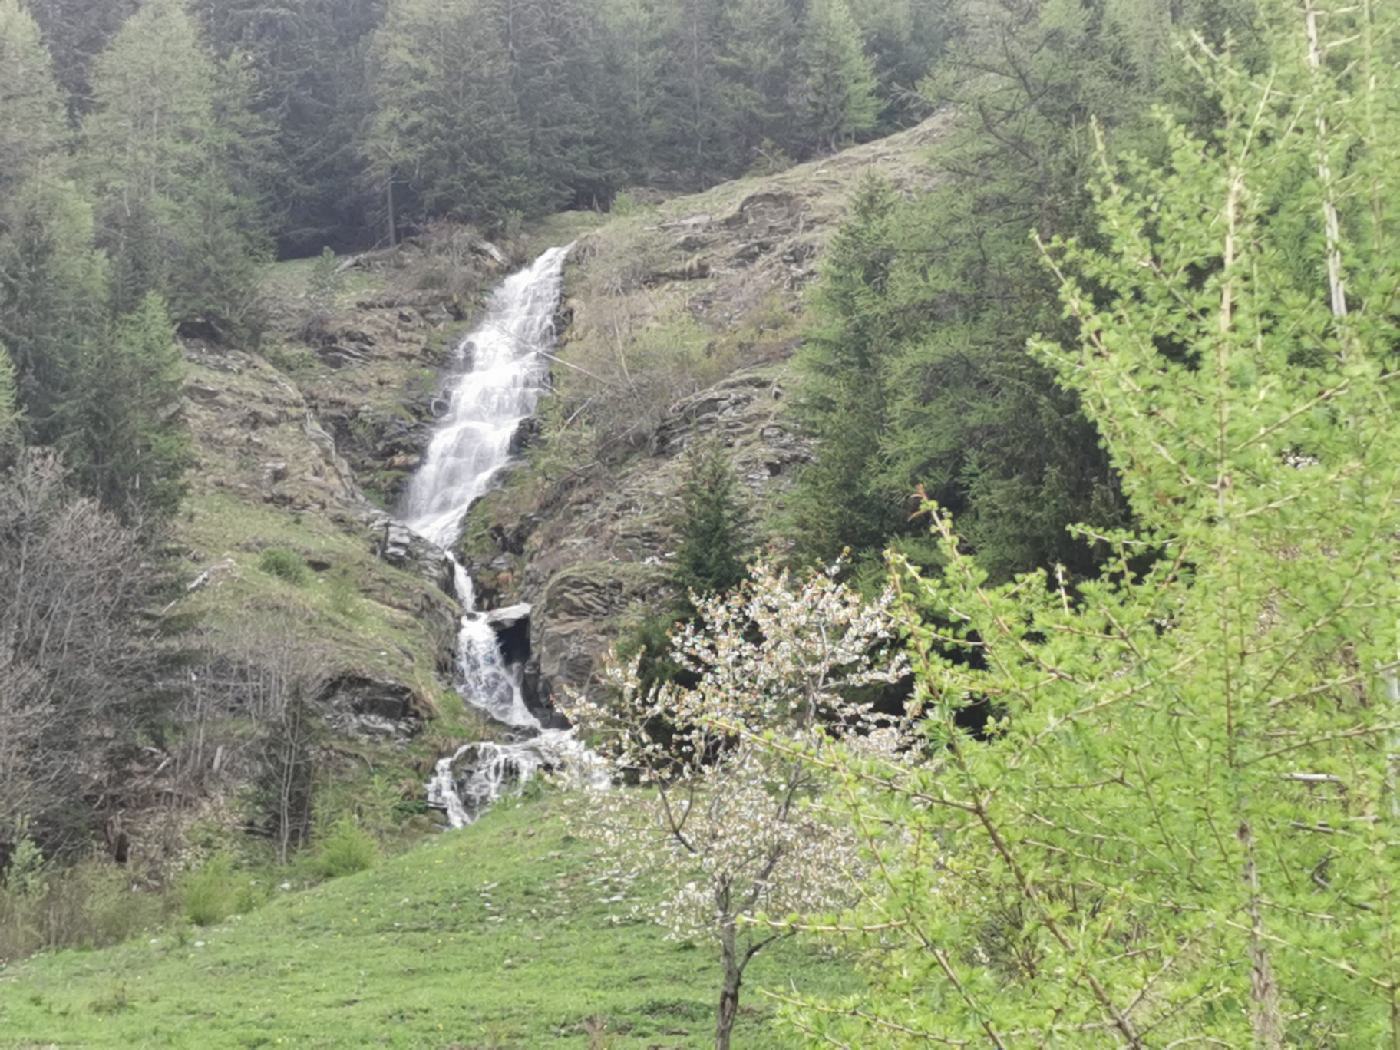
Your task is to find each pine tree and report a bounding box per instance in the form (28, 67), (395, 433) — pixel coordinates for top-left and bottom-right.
(789, 176), (902, 564)
(0, 178), (109, 443)
(82, 0), (264, 332)
(798, 0), (878, 152)
(367, 0), (527, 233)
(65, 293), (190, 522)
(673, 439), (748, 602)
(0, 0), (67, 192)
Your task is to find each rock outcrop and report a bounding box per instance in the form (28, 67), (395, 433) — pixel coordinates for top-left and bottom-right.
(462, 116), (953, 703)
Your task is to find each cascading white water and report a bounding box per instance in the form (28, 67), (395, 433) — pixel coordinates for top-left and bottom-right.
(401, 246), (571, 549)
(402, 246), (593, 828)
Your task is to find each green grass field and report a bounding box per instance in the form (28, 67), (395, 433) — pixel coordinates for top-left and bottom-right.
(0, 796), (857, 1048)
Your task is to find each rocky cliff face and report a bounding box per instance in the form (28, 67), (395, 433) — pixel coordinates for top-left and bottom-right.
(169, 122), (949, 775)
(459, 116), (952, 704)
(169, 246), (516, 752)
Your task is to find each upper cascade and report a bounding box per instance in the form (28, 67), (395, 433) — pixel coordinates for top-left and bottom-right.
(400, 245), (571, 550)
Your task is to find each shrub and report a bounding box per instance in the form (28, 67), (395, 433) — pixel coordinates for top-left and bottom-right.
(182, 855), (238, 927)
(257, 548), (309, 586)
(1, 855), (163, 962)
(311, 820), (377, 879)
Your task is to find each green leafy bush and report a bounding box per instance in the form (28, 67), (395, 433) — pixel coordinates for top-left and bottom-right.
(257, 548), (310, 586)
(182, 855), (238, 927)
(312, 820), (378, 879)
(2, 855), (163, 961)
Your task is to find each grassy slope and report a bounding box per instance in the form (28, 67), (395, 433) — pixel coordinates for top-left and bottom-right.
(0, 796), (856, 1048)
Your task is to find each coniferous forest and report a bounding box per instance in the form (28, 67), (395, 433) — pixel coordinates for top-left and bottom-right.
(0, 0), (1396, 1046)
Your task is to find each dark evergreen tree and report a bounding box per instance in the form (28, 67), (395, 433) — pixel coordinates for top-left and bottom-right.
(789, 177), (902, 563)
(22, 0), (140, 118)
(367, 0), (528, 234)
(190, 0), (387, 255)
(798, 0), (879, 151)
(658, 0), (729, 183)
(64, 293), (190, 522)
(484, 0), (620, 212)
(717, 0), (801, 166)
(845, 0), (944, 128)
(0, 178), (109, 443)
(790, 0), (1257, 581)
(597, 0), (671, 184)
(673, 439), (749, 602)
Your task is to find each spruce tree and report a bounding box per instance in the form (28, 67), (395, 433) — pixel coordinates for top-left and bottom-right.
(65, 293), (189, 522)
(798, 0), (879, 152)
(367, 0), (527, 232)
(189, 0), (386, 254)
(658, 0), (728, 183)
(717, 0), (800, 165)
(597, 0), (670, 184)
(22, 0), (140, 116)
(789, 176), (902, 564)
(673, 439), (748, 602)
(0, 178), (109, 443)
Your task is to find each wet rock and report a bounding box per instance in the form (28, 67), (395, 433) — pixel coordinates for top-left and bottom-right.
(321, 674), (426, 739)
(370, 516), (455, 593)
(485, 603), (532, 631)
(486, 604), (532, 668)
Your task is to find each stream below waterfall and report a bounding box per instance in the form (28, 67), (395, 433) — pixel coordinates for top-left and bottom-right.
(396, 246), (594, 828)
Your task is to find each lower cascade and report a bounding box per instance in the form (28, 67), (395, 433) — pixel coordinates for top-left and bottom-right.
(399, 246), (596, 827)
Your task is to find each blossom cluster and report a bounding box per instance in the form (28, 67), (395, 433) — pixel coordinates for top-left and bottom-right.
(559, 562), (910, 942)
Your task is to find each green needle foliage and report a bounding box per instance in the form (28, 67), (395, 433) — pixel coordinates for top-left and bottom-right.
(797, 3), (1400, 1044)
(66, 293), (190, 523)
(0, 0), (66, 192)
(82, 0), (265, 335)
(673, 438), (750, 605)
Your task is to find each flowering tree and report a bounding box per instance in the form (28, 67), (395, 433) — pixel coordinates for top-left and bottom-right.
(561, 562), (907, 1050)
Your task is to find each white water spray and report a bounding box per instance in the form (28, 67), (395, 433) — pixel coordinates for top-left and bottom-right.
(403, 246), (595, 827)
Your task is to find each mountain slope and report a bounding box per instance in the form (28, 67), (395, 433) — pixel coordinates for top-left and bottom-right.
(461, 115), (953, 702)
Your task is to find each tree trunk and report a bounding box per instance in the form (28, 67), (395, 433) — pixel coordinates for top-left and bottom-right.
(385, 176), (397, 249)
(716, 922), (741, 1050)
(1240, 820), (1284, 1048)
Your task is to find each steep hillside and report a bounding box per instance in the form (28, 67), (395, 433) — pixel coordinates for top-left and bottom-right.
(460, 116), (952, 702)
(156, 124), (947, 851)
(0, 797), (856, 1048)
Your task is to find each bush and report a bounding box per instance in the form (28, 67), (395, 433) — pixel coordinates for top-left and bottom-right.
(311, 820), (377, 879)
(182, 855), (238, 927)
(1, 855), (163, 962)
(257, 548), (309, 586)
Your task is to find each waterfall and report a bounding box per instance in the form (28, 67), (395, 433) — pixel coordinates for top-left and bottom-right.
(400, 246), (594, 828)
(401, 246), (571, 549)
